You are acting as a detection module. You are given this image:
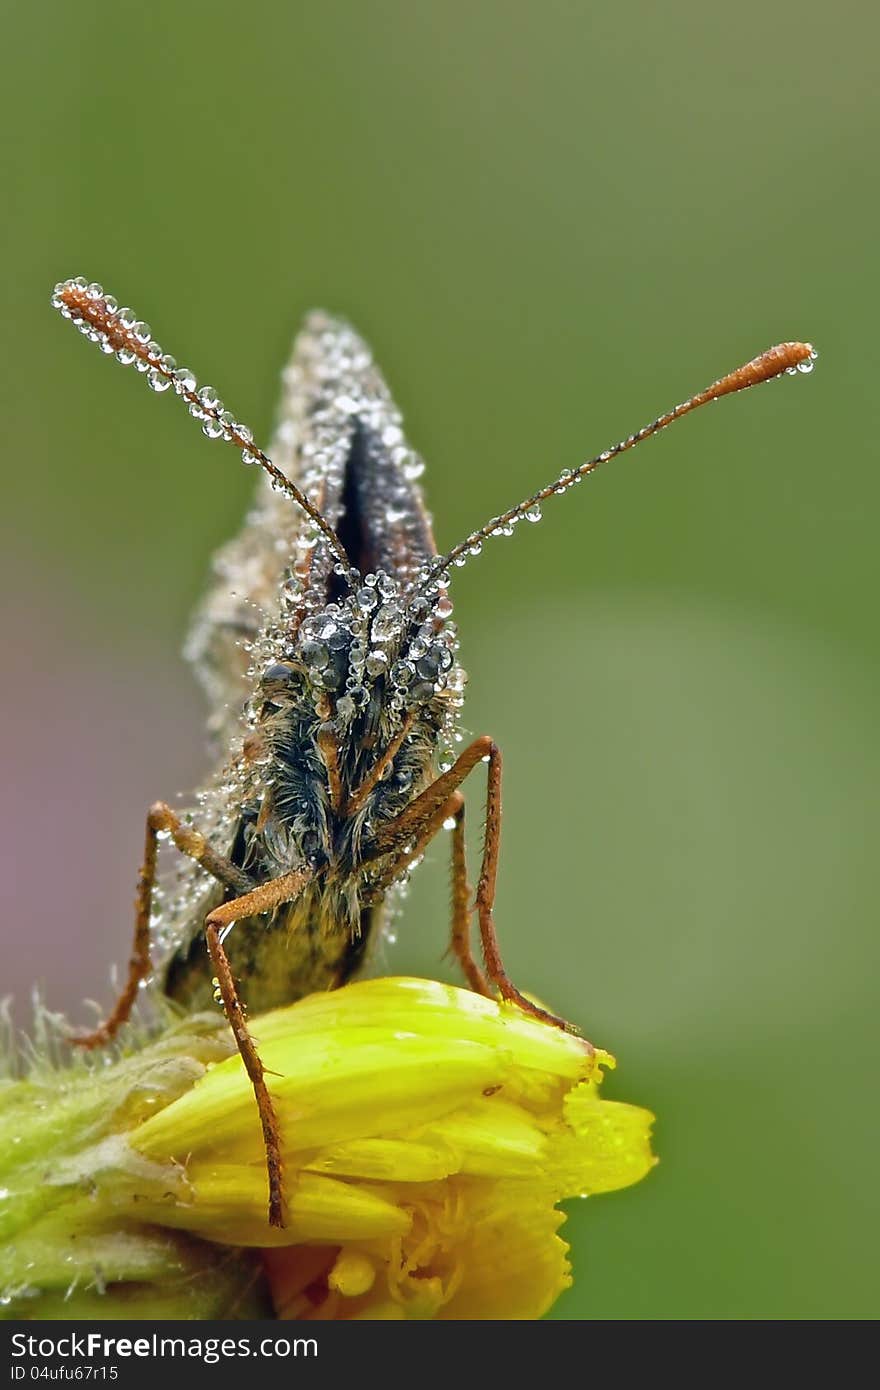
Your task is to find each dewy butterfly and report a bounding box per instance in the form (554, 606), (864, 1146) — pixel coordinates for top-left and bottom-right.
(51, 276), (816, 1226)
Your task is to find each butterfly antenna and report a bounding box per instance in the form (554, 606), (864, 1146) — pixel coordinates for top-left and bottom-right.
(51, 277), (358, 584)
(423, 339), (816, 585)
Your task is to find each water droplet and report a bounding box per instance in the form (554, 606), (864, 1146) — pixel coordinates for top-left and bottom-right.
(202, 418), (225, 439)
(366, 651), (388, 677)
(525, 503), (542, 522)
(339, 694), (362, 721)
(416, 650), (441, 680)
(372, 603), (403, 642)
(241, 448), (260, 466)
(174, 366), (197, 394)
(302, 640), (330, 669)
(797, 358), (814, 374)
(133, 321), (151, 343)
(401, 453), (425, 480)
(147, 367), (171, 392)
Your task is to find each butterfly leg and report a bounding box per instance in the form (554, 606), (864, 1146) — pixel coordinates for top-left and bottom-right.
(204, 869), (312, 1229)
(446, 793), (492, 996)
(368, 737), (573, 1030)
(364, 789), (491, 996)
(472, 741), (578, 1033)
(70, 801), (253, 1049)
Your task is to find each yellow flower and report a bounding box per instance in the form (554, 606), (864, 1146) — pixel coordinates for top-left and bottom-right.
(128, 977), (656, 1320)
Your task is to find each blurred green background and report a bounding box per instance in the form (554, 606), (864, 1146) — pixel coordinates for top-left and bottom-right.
(2, 1), (877, 1320)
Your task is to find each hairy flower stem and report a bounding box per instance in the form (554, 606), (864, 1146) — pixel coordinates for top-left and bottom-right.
(0, 1012), (268, 1319)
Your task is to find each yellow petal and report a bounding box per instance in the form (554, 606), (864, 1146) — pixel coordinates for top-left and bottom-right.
(251, 977), (598, 1080)
(549, 1082), (657, 1195)
(426, 1184), (570, 1321)
(133, 1030), (505, 1161)
(305, 1137), (459, 1183)
(131, 1165), (411, 1247)
(414, 1097), (547, 1178)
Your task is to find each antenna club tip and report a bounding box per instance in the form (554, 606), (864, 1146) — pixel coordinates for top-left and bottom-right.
(51, 276), (142, 358)
(781, 341), (815, 365)
(768, 340), (818, 381)
(754, 341), (817, 378)
(52, 276), (101, 313)
(709, 339), (818, 399)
